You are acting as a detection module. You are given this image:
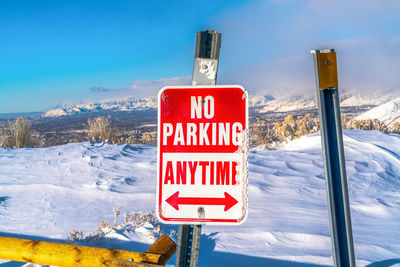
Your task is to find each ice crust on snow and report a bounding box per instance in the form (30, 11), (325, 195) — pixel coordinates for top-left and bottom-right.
(0, 130), (399, 266)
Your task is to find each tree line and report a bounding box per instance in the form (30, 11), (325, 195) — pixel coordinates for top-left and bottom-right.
(1, 115), (399, 148)
(250, 113), (400, 148)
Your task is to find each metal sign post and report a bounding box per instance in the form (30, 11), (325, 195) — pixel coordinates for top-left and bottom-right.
(176, 30), (221, 267)
(311, 49), (356, 267)
(158, 30), (248, 266)
(157, 84), (247, 224)
(157, 84), (248, 224)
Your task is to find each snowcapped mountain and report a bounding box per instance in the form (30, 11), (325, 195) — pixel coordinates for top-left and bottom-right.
(248, 90), (394, 113)
(249, 94), (316, 113)
(42, 90), (399, 117)
(43, 97), (157, 117)
(355, 97), (400, 126)
(43, 94), (316, 117)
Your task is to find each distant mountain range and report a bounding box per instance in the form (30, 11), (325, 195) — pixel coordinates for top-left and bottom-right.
(41, 90), (399, 117)
(43, 97), (157, 117)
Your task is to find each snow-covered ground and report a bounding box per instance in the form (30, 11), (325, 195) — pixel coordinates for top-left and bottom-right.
(0, 130), (399, 266)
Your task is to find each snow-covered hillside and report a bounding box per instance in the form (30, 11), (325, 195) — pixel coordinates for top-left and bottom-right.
(0, 130), (399, 266)
(339, 90), (397, 107)
(356, 97), (400, 126)
(248, 90), (398, 113)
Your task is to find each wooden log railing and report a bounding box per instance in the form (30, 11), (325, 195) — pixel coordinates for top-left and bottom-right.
(0, 234), (176, 266)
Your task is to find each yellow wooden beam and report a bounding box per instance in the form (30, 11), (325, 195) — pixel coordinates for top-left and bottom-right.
(0, 234), (176, 266)
(145, 234), (177, 265)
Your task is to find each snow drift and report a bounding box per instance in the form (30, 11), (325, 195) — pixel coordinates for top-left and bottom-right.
(0, 130), (399, 266)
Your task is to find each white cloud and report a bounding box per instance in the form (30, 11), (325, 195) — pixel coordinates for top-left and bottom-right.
(213, 0), (400, 99)
(84, 76), (192, 103)
(219, 35), (400, 100)
(127, 76), (192, 98)
(220, 55), (313, 96)
(88, 0), (400, 103)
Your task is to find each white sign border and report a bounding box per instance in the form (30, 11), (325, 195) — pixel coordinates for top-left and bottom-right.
(156, 85), (249, 225)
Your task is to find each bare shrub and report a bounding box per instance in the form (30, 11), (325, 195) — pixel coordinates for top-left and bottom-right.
(0, 117), (42, 148)
(67, 230), (86, 242)
(87, 116), (115, 143)
(274, 113), (319, 142)
(0, 123), (8, 147)
(122, 136), (135, 144)
(389, 122), (400, 134)
(250, 117), (278, 147)
(122, 211), (158, 229)
(295, 113), (319, 137)
(346, 118), (388, 132)
(113, 206), (121, 227)
(341, 114), (349, 129)
(251, 112), (400, 147)
(86, 117), (138, 145)
(67, 209), (170, 244)
(99, 220), (111, 230)
(274, 115), (297, 141)
(141, 131), (157, 145)
(250, 114), (318, 146)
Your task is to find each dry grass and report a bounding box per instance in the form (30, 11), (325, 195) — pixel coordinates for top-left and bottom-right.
(66, 209), (171, 244)
(251, 113), (397, 147)
(0, 117), (42, 148)
(87, 116), (116, 143)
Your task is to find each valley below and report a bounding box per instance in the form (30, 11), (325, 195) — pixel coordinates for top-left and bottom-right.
(0, 104), (374, 147)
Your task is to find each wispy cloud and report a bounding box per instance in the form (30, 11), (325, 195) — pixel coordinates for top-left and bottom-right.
(89, 86), (111, 93)
(127, 76), (192, 98)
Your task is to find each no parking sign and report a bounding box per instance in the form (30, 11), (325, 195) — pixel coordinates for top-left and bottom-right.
(157, 85), (248, 225)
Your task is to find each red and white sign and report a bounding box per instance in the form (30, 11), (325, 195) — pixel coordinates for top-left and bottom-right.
(157, 85), (248, 225)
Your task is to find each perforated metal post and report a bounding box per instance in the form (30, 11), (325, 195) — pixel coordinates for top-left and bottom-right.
(175, 30), (221, 267)
(311, 49), (355, 267)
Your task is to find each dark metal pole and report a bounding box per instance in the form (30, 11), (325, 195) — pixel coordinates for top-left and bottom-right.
(311, 49), (355, 267)
(175, 30), (221, 267)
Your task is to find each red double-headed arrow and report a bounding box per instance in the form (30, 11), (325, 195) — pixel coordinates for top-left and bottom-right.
(165, 191), (238, 211)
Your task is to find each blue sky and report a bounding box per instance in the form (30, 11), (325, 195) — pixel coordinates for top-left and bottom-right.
(1, 0), (400, 113)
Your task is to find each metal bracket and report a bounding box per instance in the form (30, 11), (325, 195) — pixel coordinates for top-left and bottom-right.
(192, 58), (218, 85)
